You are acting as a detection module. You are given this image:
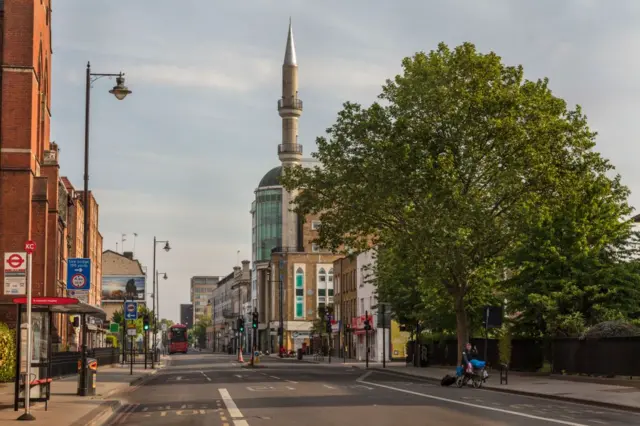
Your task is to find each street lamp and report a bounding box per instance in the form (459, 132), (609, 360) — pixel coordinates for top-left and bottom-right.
(79, 61), (132, 397)
(152, 237), (171, 368)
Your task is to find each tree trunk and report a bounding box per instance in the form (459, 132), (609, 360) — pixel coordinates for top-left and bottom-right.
(454, 292), (469, 364)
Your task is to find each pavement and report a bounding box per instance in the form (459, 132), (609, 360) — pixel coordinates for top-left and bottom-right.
(0, 356), (168, 425)
(100, 352), (640, 426)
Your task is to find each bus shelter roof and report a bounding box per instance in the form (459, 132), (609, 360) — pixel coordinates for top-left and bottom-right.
(12, 297), (107, 320)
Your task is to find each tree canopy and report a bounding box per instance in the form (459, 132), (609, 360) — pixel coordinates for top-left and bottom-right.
(281, 42), (631, 357)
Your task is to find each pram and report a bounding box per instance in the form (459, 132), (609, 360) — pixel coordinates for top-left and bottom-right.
(456, 359), (489, 388)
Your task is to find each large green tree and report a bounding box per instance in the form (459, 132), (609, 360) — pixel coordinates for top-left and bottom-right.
(281, 42), (614, 358)
(506, 170), (640, 337)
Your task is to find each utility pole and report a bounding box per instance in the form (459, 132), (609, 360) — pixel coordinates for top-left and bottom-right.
(382, 304), (386, 368)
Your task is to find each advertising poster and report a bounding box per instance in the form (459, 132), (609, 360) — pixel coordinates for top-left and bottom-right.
(390, 319), (410, 360)
(102, 275), (146, 301)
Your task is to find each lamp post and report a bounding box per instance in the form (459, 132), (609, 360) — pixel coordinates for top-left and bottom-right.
(79, 62), (131, 397)
(152, 238), (171, 368)
(154, 271), (168, 358)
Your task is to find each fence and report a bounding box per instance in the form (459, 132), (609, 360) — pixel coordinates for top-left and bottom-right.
(411, 336), (640, 376)
(50, 347), (119, 378)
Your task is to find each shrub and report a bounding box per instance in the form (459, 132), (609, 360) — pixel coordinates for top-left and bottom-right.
(582, 321), (640, 339)
(105, 335), (118, 348)
(0, 322), (16, 382)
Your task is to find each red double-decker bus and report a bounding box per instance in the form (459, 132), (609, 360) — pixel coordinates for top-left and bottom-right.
(168, 324), (188, 354)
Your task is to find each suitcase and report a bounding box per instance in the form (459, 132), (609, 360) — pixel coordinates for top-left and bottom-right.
(441, 374), (456, 386)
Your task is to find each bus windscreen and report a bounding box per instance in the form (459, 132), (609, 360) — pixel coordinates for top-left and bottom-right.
(170, 328), (187, 342)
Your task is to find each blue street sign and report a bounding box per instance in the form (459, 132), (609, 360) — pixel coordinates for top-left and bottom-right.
(66, 258), (91, 291)
(124, 301), (138, 321)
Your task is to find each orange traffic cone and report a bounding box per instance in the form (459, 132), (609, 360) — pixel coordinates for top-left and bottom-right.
(238, 349), (244, 363)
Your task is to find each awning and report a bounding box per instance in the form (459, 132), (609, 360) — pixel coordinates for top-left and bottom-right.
(12, 297), (107, 320)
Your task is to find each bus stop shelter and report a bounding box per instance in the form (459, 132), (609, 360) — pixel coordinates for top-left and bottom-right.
(12, 297), (107, 411)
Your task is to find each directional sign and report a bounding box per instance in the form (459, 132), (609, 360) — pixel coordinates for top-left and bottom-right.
(109, 323), (120, 333)
(4, 252), (27, 295)
(124, 301), (138, 320)
(66, 258), (91, 291)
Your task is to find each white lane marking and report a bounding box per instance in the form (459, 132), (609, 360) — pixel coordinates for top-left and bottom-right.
(286, 380), (298, 384)
(357, 379), (591, 426)
(269, 375), (280, 380)
(323, 384), (336, 389)
(286, 386), (295, 390)
(235, 374), (243, 379)
(200, 371), (212, 381)
(219, 388), (246, 421)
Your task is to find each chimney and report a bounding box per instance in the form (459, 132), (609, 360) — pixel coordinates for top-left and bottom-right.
(242, 260), (250, 272)
(123, 251), (134, 260)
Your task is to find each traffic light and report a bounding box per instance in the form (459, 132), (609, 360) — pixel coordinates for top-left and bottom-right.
(345, 323), (351, 333)
(364, 311), (371, 331)
(325, 319), (332, 333)
(238, 317), (245, 333)
(143, 314), (150, 331)
(252, 311), (259, 329)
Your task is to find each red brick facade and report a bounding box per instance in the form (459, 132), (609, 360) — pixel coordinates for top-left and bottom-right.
(0, 0), (56, 330)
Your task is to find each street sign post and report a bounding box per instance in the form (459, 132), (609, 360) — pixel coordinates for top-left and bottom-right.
(4, 252), (27, 295)
(110, 323), (120, 333)
(17, 240), (35, 420)
(124, 301), (138, 321)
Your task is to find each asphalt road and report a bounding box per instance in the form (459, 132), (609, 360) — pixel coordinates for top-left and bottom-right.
(103, 352), (640, 426)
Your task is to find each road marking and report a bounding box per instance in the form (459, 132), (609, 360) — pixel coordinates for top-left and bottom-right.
(235, 374), (243, 379)
(357, 377), (591, 426)
(286, 380), (298, 384)
(323, 384), (336, 389)
(201, 371), (212, 381)
(286, 386), (295, 390)
(269, 375), (280, 379)
(219, 388), (249, 426)
(112, 403), (136, 424)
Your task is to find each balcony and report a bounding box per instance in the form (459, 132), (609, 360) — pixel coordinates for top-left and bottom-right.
(222, 308), (238, 319)
(278, 144), (303, 155)
(277, 98), (303, 111)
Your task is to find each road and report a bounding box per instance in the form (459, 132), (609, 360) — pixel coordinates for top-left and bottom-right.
(103, 352), (640, 426)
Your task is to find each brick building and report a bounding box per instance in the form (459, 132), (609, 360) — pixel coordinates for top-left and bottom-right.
(333, 255), (358, 358)
(0, 0), (60, 332)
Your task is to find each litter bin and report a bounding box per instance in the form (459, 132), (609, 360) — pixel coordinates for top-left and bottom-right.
(297, 348), (303, 360)
(77, 357), (98, 396)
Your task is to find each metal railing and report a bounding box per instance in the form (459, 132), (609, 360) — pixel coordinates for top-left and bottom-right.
(50, 348), (119, 378)
(277, 98), (303, 110)
(278, 144), (303, 155)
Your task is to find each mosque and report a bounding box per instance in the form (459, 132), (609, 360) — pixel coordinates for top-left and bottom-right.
(250, 20), (341, 352)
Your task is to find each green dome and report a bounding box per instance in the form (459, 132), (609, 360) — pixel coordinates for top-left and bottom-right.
(258, 166), (283, 188)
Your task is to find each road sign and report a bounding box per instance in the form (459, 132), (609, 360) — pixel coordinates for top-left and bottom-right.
(66, 258), (91, 291)
(4, 252), (27, 295)
(67, 289), (89, 303)
(124, 301), (138, 320)
(24, 240), (36, 254)
(161, 323), (167, 332)
(109, 323), (119, 333)
(127, 328), (137, 336)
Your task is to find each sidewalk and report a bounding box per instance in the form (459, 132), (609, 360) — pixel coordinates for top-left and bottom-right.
(371, 364), (640, 412)
(0, 357), (168, 425)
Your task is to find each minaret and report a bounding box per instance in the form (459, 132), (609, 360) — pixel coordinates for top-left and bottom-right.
(278, 18), (303, 167)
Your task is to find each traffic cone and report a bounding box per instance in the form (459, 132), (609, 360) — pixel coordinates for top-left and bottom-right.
(238, 349), (244, 363)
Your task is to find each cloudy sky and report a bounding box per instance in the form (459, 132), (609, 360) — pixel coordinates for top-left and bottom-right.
(52, 0), (640, 322)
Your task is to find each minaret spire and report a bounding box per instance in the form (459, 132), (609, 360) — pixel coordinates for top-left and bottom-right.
(278, 18), (303, 166)
(284, 17), (297, 66)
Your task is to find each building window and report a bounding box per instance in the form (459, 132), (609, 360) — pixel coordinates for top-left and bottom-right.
(312, 243), (319, 252)
(295, 267), (304, 318)
(328, 289), (334, 296)
(311, 221), (321, 230)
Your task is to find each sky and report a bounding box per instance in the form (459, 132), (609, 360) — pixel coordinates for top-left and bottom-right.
(51, 0), (640, 322)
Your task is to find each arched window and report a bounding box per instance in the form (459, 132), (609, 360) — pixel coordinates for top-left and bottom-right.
(318, 267), (327, 301)
(295, 267), (304, 318)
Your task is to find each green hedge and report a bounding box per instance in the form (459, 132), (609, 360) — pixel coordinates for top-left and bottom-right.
(0, 322), (15, 382)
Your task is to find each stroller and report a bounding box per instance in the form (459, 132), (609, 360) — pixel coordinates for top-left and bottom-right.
(455, 358), (489, 389)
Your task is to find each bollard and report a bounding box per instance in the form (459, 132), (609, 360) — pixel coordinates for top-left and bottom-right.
(500, 363), (508, 385)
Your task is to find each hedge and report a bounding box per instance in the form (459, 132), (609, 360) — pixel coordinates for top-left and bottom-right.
(0, 322), (15, 382)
